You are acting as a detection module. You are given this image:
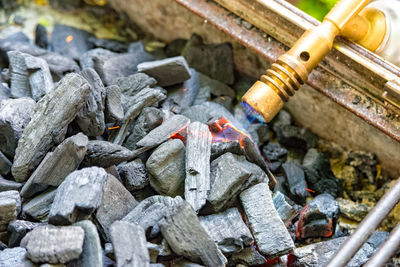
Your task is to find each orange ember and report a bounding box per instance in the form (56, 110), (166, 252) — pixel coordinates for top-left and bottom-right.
(305, 188), (316, 193)
(208, 117), (249, 147)
(65, 35), (74, 43)
(108, 126), (120, 130)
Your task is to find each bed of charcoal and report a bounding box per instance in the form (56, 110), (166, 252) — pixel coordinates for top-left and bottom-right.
(0, 13), (397, 267)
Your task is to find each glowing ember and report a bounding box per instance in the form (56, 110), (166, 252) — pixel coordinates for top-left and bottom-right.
(108, 126), (120, 130)
(208, 117), (249, 147)
(65, 35), (74, 43)
(305, 188), (316, 193)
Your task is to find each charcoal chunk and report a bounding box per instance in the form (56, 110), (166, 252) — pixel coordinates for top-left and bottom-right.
(49, 167), (108, 225)
(22, 189), (56, 223)
(79, 48), (116, 69)
(262, 142), (287, 162)
(272, 191), (298, 225)
(240, 183), (294, 258)
(296, 193), (339, 239)
(35, 24), (48, 49)
(88, 36), (128, 53)
(118, 159), (149, 191)
(193, 72), (235, 105)
(199, 208), (253, 254)
(210, 140), (243, 160)
(105, 85), (124, 123)
(20, 133), (88, 198)
(11, 73), (91, 182)
(146, 139), (185, 196)
(0, 97), (35, 160)
(165, 38), (187, 57)
(0, 151), (11, 176)
(275, 125), (318, 152)
(73, 220), (103, 267)
(0, 176), (22, 192)
(228, 246), (266, 266)
(8, 220), (42, 248)
(282, 162), (308, 204)
(0, 191), (21, 240)
(0, 82), (10, 102)
(0, 247), (35, 266)
(21, 225), (84, 264)
(182, 34), (234, 85)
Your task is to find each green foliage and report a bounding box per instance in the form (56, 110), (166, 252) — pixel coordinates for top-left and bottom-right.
(296, 0), (338, 21)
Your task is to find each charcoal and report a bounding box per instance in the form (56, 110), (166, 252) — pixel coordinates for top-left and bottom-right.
(81, 140), (136, 168)
(111, 87), (166, 145)
(88, 36), (128, 53)
(210, 140), (243, 160)
(0, 82), (10, 102)
(73, 220), (103, 267)
(0, 247), (35, 266)
(21, 225), (84, 264)
(35, 24), (48, 49)
(272, 191), (298, 225)
(22, 189), (56, 223)
(275, 124), (318, 152)
(0, 151), (11, 176)
(20, 133), (88, 198)
(282, 162), (308, 204)
(117, 159), (148, 191)
(105, 85), (124, 123)
(228, 246), (266, 266)
(182, 34), (234, 85)
(76, 68), (106, 137)
(185, 122), (212, 212)
(8, 220), (42, 248)
(11, 73), (91, 182)
(303, 148), (342, 197)
(337, 197), (371, 222)
(247, 123), (270, 146)
(296, 193), (339, 239)
(193, 72), (235, 105)
(146, 139), (185, 196)
(124, 107), (163, 150)
(240, 183), (294, 258)
(79, 48), (116, 69)
(262, 142), (287, 162)
(128, 41), (155, 59)
(137, 56), (191, 87)
(51, 24), (94, 60)
(0, 97), (35, 160)
(49, 167), (108, 225)
(165, 38), (187, 57)
(8, 51), (53, 101)
(0, 191), (21, 240)
(199, 208), (253, 254)
(0, 176), (22, 192)
(110, 221), (150, 267)
(147, 239), (172, 262)
(162, 68), (200, 113)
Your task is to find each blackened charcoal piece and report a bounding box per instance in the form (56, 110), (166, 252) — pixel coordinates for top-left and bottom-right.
(11, 73), (91, 182)
(51, 24), (94, 60)
(272, 191), (298, 226)
(0, 176), (22, 192)
(146, 139), (185, 196)
(95, 174), (138, 240)
(185, 122), (212, 212)
(262, 142), (287, 162)
(0, 191), (21, 235)
(105, 85), (124, 123)
(35, 24), (48, 49)
(74, 220), (103, 267)
(20, 133), (88, 198)
(88, 36), (128, 53)
(79, 48), (116, 69)
(8, 220), (42, 247)
(49, 167), (108, 225)
(82, 140), (136, 168)
(160, 199), (227, 266)
(296, 193), (339, 240)
(0, 151), (11, 176)
(110, 221), (150, 267)
(122, 196), (180, 238)
(247, 123), (270, 146)
(165, 38), (187, 57)
(275, 124), (318, 152)
(118, 159), (149, 191)
(210, 140), (243, 160)
(22, 189), (56, 223)
(0, 97), (35, 159)
(0, 247), (35, 266)
(7, 51), (53, 101)
(128, 41), (155, 59)
(228, 246), (266, 266)
(182, 34), (234, 85)
(199, 208), (253, 254)
(303, 148), (342, 197)
(282, 162), (308, 204)
(193, 72), (236, 105)
(21, 225), (84, 264)
(240, 183), (294, 258)
(137, 56), (191, 87)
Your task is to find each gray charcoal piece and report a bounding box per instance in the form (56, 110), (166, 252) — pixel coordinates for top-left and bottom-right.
(21, 225), (84, 264)
(0, 151), (11, 176)
(137, 56), (191, 87)
(240, 183), (294, 258)
(22, 189), (56, 223)
(0, 191), (21, 234)
(147, 239), (172, 262)
(76, 68), (106, 137)
(146, 139), (185, 196)
(35, 24), (48, 49)
(49, 167), (108, 225)
(8, 51), (53, 101)
(117, 159), (149, 191)
(105, 85), (124, 123)
(81, 140), (136, 168)
(73, 220), (103, 267)
(0, 97), (36, 160)
(0, 176), (22, 192)
(20, 133), (88, 198)
(210, 140), (243, 160)
(0, 247), (35, 267)
(110, 221), (150, 267)
(0, 82), (10, 103)
(193, 72), (236, 105)
(228, 246), (266, 266)
(88, 36), (128, 53)
(122, 195), (182, 238)
(282, 162), (308, 204)
(111, 87), (166, 145)
(272, 191), (298, 225)
(8, 220), (43, 248)
(159, 199), (227, 266)
(79, 48), (116, 70)
(185, 122), (212, 212)
(11, 73), (91, 182)
(95, 174), (138, 240)
(199, 208), (253, 254)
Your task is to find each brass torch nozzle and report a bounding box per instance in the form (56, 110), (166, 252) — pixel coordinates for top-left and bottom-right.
(242, 0), (386, 122)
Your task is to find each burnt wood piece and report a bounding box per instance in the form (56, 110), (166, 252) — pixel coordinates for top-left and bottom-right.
(20, 133), (88, 198)
(73, 220), (103, 267)
(184, 122), (212, 212)
(49, 167), (108, 225)
(105, 85), (124, 123)
(228, 246), (266, 266)
(35, 24), (48, 49)
(22, 189), (56, 223)
(88, 36), (129, 53)
(8, 220), (43, 248)
(11, 73), (91, 182)
(0, 247), (34, 266)
(272, 191), (298, 226)
(0, 151), (12, 176)
(79, 48), (116, 70)
(282, 162), (308, 205)
(117, 159), (149, 191)
(193, 71), (235, 105)
(240, 183), (294, 258)
(0, 175), (22, 192)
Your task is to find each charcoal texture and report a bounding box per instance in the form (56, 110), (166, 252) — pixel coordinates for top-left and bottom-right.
(0, 191), (21, 239)
(228, 246), (266, 266)
(0, 247), (34, 266)
(0, 151), (11, 176)
(262, 142), (287, 162)
(118, 159), (149, 191)
(73, 220), (103, 267)
(34, 24), (48, 49)
(22, 189), (56, 223)
(272, 191), (298, 225)
(8, 220), (42, 248)
(105, 84), (124, 123)
(0, 175), (22, 192)
(12, 73), (91, 182)
(282, 162), (308, 204)
(79, 48), (116, 70)
(193, 72), (235, 105)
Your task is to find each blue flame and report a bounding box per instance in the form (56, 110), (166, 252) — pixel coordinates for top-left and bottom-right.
(240, 101), (266, 125)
